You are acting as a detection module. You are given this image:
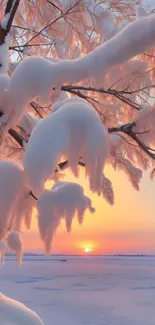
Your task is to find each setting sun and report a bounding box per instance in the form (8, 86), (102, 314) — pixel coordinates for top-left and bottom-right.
(84, 247), (90, 253)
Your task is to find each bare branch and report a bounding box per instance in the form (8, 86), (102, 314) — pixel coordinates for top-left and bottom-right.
(61, 85), (141, 110)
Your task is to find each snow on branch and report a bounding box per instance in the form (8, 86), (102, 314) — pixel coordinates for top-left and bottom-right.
(0, 160), (27, 240)
(37, 181), (95, 254)
(1, 12), (155, 138)
(24, 99), (110, 196)
(0, 0), (20, 73)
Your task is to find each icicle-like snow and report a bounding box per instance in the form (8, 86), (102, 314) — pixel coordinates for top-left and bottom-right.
(11, 187), (36, 231)
(0, 241), (9, 265)
(24, 101), (110, 196)
(0, 293), (44, 325)
(0, 161), (25, 239)
(37, 181), (95, 254)
(6, 232), (23, 266)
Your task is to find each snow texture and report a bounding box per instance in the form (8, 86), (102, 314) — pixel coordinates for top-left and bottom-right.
(0, 292), (44, 325)
(24, 100), (110, 196)
(37, 181), (95, 254)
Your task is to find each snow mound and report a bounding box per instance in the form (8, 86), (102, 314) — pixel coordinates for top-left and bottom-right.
(0, 293), (44, 325)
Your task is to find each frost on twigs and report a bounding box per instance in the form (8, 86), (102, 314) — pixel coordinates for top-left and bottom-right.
(109, 152), (142, 191)
(6, 231), (23, 266)
(37, 181), (95, 255)
(132, 105), (155, 146)
(0, 293), (44, 325)
(24, 99), (110, 196)
(100, 175), (114, 206)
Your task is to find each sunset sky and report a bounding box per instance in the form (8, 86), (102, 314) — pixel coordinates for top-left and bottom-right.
(23, 165), (155, 255)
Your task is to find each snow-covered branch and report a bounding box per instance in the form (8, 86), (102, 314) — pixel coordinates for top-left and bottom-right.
(0, 0), (20, 73)
(0, 0), (20, 42)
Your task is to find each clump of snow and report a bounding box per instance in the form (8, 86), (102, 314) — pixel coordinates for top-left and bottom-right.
(6, 232), (23, 266)
(0, 57), (59, 142)
(0, 240), (9, 265)
(37, 181), (95, 254)
(24, 100), (110, 196)
(0, 161), (25, 240)
(0, 293), (44, 325)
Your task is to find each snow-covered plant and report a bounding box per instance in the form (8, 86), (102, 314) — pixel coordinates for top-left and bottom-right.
(0, 0), (155, 323)
(0, 0), (154, 260)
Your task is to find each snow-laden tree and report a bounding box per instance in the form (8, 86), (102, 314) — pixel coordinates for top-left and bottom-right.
(0, 0), (155, 323)
(0, 0), (154, 258)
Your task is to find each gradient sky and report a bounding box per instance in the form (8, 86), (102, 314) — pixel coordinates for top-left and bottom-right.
(23, 165), (155, 255)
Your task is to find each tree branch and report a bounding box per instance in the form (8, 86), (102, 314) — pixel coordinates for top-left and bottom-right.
(61, 85), (141, 111)
(0, 0), (20, 45)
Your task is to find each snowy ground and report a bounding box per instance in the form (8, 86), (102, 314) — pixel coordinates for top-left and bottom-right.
(0, 256), (155, 325)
